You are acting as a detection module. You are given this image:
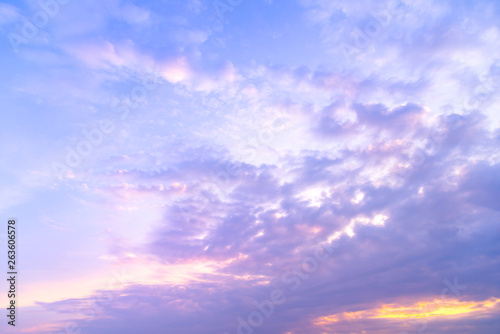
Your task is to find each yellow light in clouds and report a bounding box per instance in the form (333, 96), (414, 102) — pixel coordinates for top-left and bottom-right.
(344, 224), (355, 237)
(327, 231), (342, 243)
(296, 185), (331, 207)
(372, 214), (388, 226)
(325, 213), (388, 242)
(315, 297), (500, 325)
(351, 191), (365, 204)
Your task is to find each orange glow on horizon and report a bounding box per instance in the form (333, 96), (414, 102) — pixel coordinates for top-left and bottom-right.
(314, 297), (500, 326)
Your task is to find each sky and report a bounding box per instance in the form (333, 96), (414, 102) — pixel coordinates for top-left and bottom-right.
(0, 0), (499, 333)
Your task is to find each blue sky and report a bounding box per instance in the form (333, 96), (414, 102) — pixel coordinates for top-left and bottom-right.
(1, 0), (500, 333)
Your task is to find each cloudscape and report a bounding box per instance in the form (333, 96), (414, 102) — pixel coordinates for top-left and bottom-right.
(0, 0), (499, 333)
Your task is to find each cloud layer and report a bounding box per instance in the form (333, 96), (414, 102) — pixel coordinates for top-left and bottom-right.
(1, 0), (499, 333)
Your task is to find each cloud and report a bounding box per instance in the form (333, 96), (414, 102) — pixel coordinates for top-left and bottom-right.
(38, 107), (500, 332)
(4, 1), (500, 333)
(120, 3), (151, 25)
(0, 3), (19, 26)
